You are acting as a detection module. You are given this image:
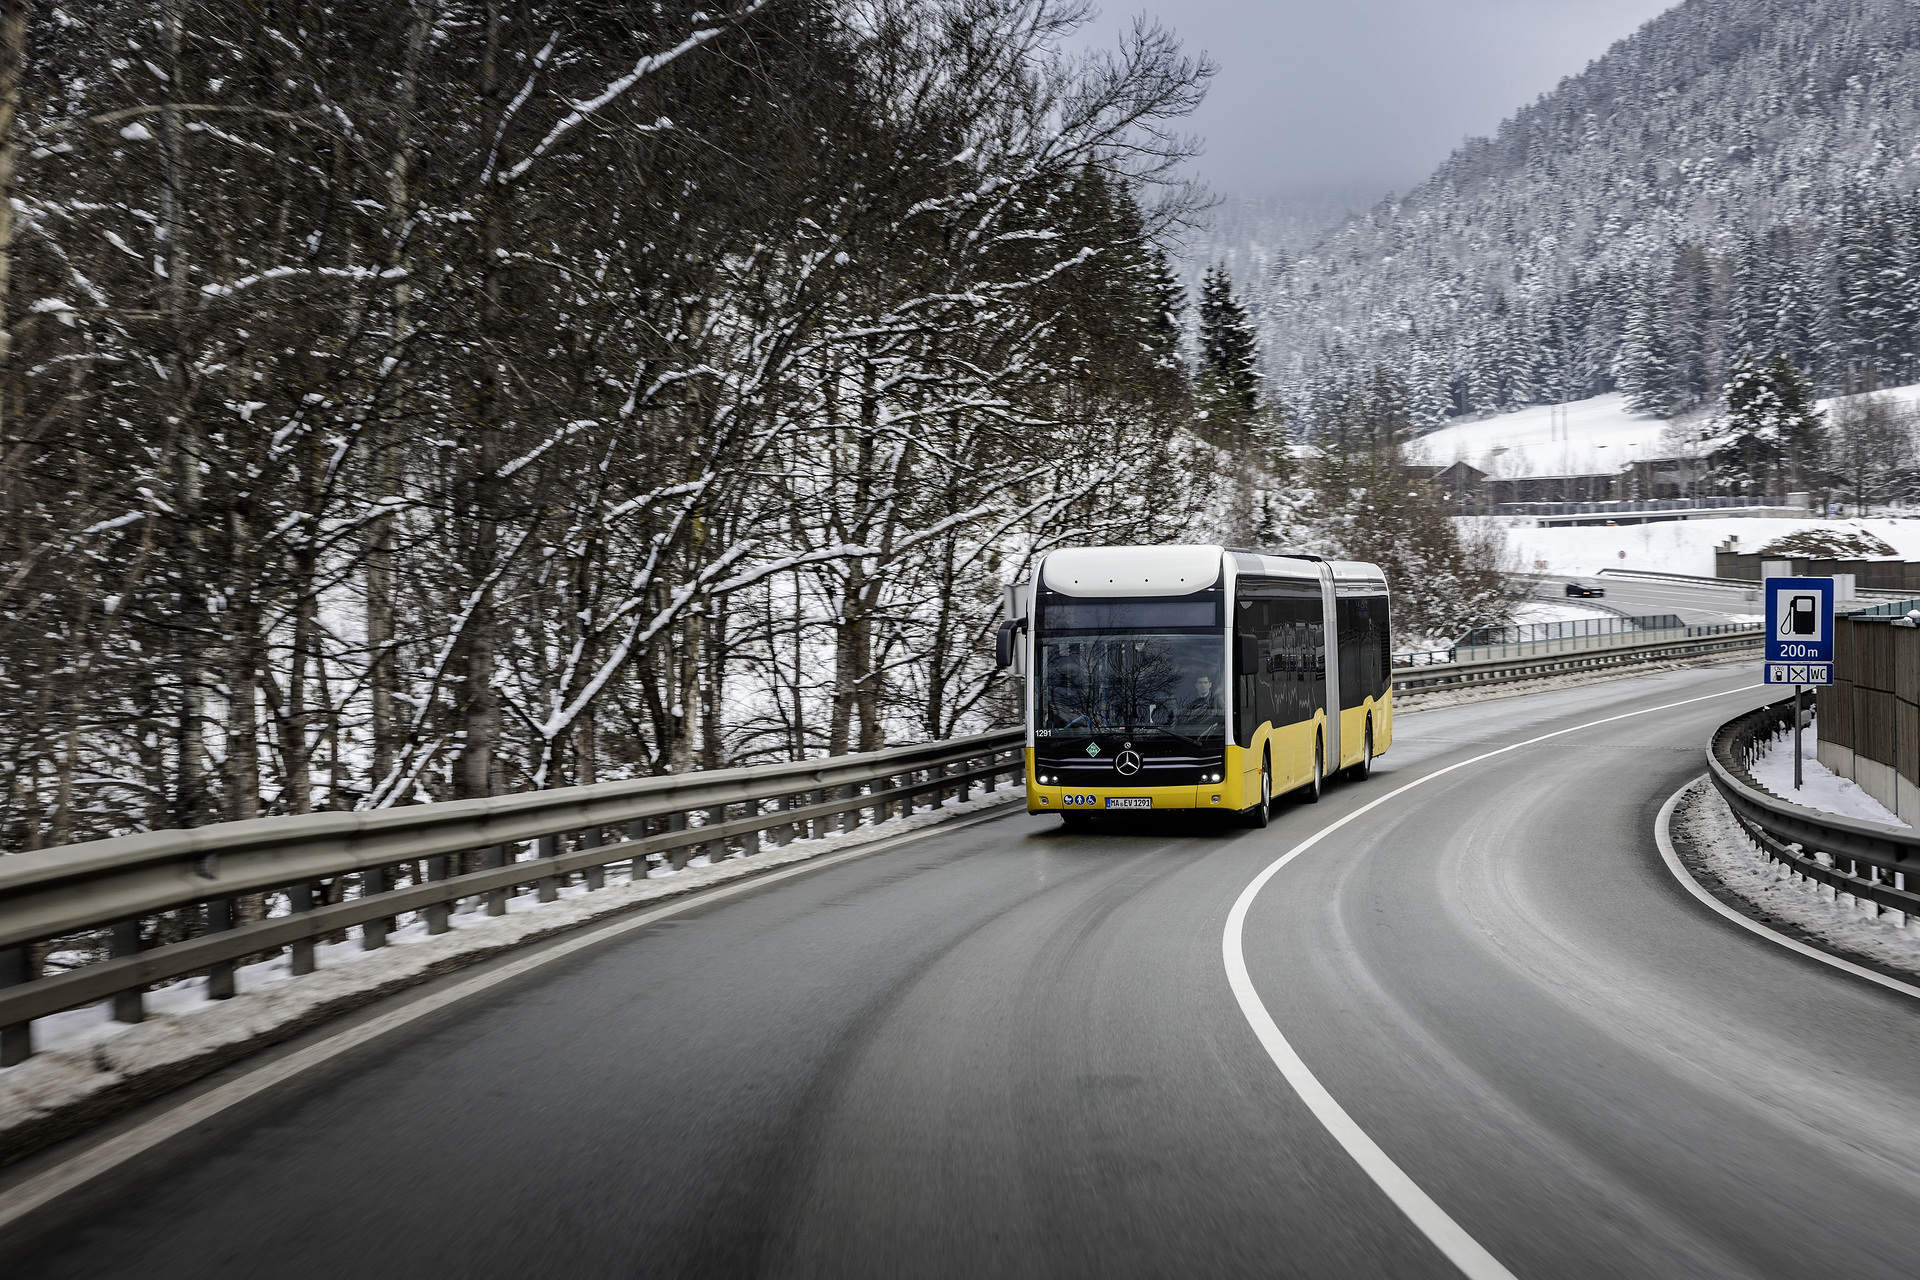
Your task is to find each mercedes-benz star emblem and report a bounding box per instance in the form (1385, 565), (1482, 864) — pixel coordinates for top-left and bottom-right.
(1114, 749), (1142, 777)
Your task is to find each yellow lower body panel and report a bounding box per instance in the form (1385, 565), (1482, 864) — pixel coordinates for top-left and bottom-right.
(1229, 715), (1327, 802)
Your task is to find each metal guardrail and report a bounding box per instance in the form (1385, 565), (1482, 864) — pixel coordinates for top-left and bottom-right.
(1394, 621), (1762, 672)
(0, 730), (1026, 1064)
(1393, 627), (1763, 695)
(1707, 699), (1920, 918)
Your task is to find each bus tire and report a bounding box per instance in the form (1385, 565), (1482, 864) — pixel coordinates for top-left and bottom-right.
(1299, 737), (1322, 804)
(1245, 753), (1272, 828)
(1348, 722), (1373, 782)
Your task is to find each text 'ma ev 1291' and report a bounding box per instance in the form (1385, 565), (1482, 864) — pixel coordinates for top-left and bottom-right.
(995, 545), (1391, 828)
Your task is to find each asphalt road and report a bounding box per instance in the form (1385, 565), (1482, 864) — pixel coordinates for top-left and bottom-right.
(23, 664), (1920, 1278)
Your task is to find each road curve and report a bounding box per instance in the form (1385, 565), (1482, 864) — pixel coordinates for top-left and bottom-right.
(19, 664), (1920, 1278)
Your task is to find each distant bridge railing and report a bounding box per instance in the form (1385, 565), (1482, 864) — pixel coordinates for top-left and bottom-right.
(1394, 619), (1762, 670)
(1456, 613), (1685, 649)
(0, 731), (1026, 1065)
(1708, 698), (1920, 918)
(1392, 625), (1763, 694)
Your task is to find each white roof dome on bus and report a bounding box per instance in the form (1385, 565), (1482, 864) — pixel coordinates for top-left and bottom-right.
(1041, 545), (1226, 597)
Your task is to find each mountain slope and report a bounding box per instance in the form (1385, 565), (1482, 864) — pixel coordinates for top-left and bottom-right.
(1235, 0), (1920, 432)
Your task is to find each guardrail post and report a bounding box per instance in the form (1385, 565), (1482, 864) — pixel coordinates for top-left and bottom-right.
(1, 945), (34, 1065)
(538, 835), (561, 902)
(743, 799), (761, 856)
(626, 819), (649, 881)
(582, 826), (605, 890)
(361, 867), (388, 949)
(668, 811), (690, 870)
(207, 896), (237, 996)
(707, 806), (728, 862)
(774, 793), (794, 846)
(290, 881), (316, 974)
(484, 845), (508, 916)
(931, 763), (947, 809)
(111, 917), (144, 1023)
(425, 856), (453, 933)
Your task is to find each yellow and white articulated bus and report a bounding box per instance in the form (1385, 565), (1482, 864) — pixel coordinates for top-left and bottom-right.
(994, 544), (1392, 828)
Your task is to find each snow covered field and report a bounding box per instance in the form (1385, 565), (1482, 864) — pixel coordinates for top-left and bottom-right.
(1488, 515), (1920, 579)
(1413, 385), (1920, 479)
(1412, 392), (1670, 477)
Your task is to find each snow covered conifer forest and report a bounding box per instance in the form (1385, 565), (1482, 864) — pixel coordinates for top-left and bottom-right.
(1208, 0), (1920, 433)
(0, 0), (1221, 846)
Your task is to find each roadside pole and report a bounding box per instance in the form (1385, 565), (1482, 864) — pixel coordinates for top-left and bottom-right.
(1793, 686), (1803, 791)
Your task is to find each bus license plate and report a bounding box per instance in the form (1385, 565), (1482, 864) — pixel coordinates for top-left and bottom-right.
(1106, 797), (1150, 810)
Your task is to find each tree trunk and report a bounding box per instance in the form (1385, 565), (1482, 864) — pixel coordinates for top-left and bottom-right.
(0, 0), (25, 433)
(370, 0), (433, 793)
(457, 0), (505, 802)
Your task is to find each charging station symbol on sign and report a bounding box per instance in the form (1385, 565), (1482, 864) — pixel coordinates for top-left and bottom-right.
(1777, 592), (1823, 640)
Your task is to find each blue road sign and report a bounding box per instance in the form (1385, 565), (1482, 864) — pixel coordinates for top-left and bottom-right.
(1764, 577), (1834, 675)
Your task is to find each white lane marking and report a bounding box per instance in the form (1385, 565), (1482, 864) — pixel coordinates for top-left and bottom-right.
(0, 803), (1020, 1235)
(1224, 680), (1764, 1280)
(1655, 777), (1920, 1002)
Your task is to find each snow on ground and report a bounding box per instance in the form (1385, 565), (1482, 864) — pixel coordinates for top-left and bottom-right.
(1509, 600), (1618, 624)
(1680, 784), (1920, 977)
(1412, 393), (1669, 477)
(1414, 384), (1920, 479)
(1748, 723), (1907, 828)
(1489, 515), (1920, 579)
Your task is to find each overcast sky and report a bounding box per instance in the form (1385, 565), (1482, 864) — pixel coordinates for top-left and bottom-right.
(1082, 0), (1677, 203)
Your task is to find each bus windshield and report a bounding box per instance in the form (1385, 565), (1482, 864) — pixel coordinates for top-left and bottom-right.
(1037, 633), (1225, 741)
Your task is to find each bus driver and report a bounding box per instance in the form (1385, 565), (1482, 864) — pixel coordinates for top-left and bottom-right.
(1182, 674), (1220, 720)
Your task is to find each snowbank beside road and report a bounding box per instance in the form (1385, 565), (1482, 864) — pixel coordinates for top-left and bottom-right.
(1510, 600), (1618, 624)
(1748, 723), (1907, 828)
(1677, 785), (1920, 980)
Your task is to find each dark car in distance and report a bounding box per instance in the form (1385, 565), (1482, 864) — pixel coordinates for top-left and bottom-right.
(1565, 581), (1606, 598)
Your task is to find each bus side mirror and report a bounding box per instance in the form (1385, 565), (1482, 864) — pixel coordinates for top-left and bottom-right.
(1236, 634), (1259, 674)
(995, 618), (1026, 669)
